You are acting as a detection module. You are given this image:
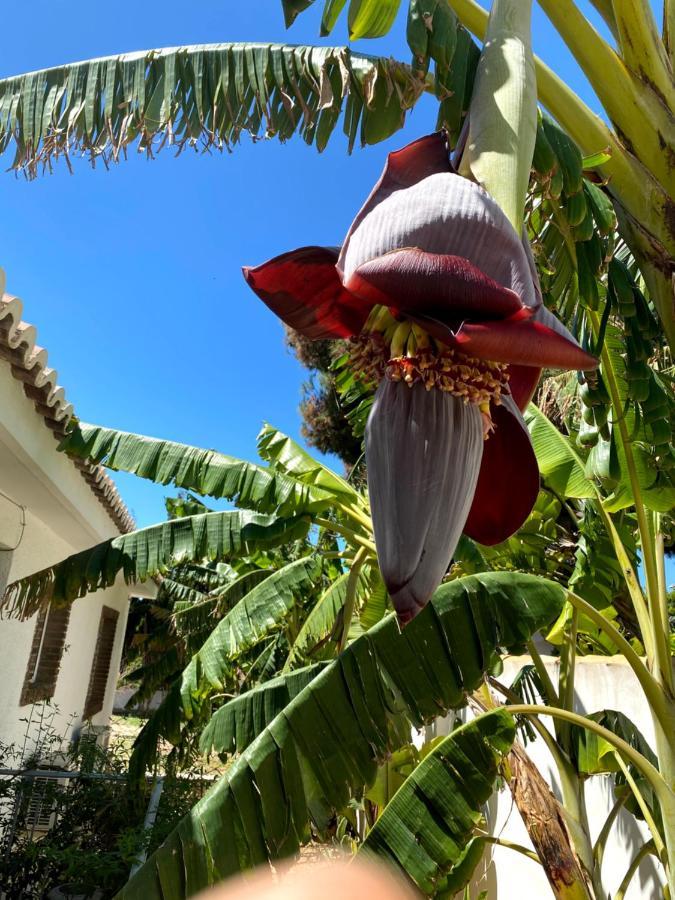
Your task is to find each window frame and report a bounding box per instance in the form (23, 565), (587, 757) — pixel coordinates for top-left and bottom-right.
(20, 603), (71, 706)
(82, 605), (119, 720)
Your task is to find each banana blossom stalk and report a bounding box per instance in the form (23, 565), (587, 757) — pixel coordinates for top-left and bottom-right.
(244, 132), (597, 623)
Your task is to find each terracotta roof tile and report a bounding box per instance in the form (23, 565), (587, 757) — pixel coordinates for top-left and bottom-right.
(0, 294), (135, 534)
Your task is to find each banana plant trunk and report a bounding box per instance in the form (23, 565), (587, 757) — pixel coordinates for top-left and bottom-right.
(505, 742), (594, 899)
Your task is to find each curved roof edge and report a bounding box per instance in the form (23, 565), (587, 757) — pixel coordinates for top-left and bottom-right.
(0, 294), (135, 535)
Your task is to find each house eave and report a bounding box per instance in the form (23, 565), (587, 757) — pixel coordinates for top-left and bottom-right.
(0, 294), (135, 536)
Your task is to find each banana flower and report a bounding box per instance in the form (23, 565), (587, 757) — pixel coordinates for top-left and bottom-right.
(244, 132), (597, 623)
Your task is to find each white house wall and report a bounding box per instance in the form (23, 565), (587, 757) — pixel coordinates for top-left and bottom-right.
(0, 356), (119, 551)
(0, 350), (132, 756)
(429, 655), (664, 900)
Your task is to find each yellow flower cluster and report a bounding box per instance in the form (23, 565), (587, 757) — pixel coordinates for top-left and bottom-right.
(348, 333), (509, 410)
(387, 349), (509, 408)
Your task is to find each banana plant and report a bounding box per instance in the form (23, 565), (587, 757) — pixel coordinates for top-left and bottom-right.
(0, 1), (672, 896)
(265, 4), (675, 896)
(2, 361), (671, 898)
(2, 416), (573, 896)
(113, 571), (564, 899)
(282, 0), (675, 350)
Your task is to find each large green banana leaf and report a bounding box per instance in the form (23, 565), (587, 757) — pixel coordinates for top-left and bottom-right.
(283, 566), (372, 669)
(574, 708), (658, 777)
(199, 662), (329, 756)
(257, 424), (360, 504)
(525, 404), (595, 500)
(359, 709), (515, 897)
(170, 569), (273, 636)
(178, 557), (322, 707)
(568, 504), (638, 614)
(124, 569), (275, 712)
(590, 325), (675, 513)
(116, 572), (563, 898)
(156, 577), (209, 607)
(127, 557), (323, 781)
(281, 0), (476, 143)
(60, 422), (335, 516)
(359, 569), (388, 628)
(573, 708), (662, 830)
(165, 563), (234, 592)
(1, 510), (310, 617)
(0, 43), (429, 177)
(123, 647), (186, 711)
(284, 0), (403, 40)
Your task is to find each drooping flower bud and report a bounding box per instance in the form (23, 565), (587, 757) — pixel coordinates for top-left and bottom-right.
(365, 379), (483, 623)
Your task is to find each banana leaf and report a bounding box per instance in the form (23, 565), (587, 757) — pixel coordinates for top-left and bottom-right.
(359, 709), (515, 897)
(116, 571), (563, 898)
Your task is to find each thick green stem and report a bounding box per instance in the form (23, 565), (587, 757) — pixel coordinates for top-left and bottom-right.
(595, 502), (653, 659)
(655, 519), (671, 685)
(334, 500), (374, 534)
(487, 679), (598, 881)
(612, 752), (666, 859)
(314, 517), (376, 554)
(338, 546), (369, 654)
(446, 0), (675, 353)
(592, 790), (628, 871)
(587, 309), (671, 690)
(554, 614), (599, 898)
(666, 0), (675, 67)
(481, 834), (542, 864)
(565, 590), (668, 732)
(505, 705), (675, 895)
(542, 210), (656, 647)
(615, 841), (657, 900)
(653, 520), (674, 858)
(490, 676), (570, 778)
(446, 0), (674, 244)
(558, 606), (578, 752)
(557, 617), (601, 897)
(458, 0), (537, 230)
(610, 0), (672, 95)
(588, 0), (619, 38)
(503, 706), (672, 802)
(655, 717), (675, 898)
(586, 309), (675, 889)
(537, 0), (674, 188)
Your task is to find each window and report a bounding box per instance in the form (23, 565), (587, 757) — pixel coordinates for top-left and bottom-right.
(20, 603), (71, 706)
(83, 605), (119, 720)
(22, 774), (69, 835)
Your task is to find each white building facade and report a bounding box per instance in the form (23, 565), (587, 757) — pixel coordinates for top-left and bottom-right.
(431, 656), (664, 900)
(0, 292), (135, 754)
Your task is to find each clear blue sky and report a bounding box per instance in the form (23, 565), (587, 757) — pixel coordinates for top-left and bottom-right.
(0, 1), (657, 532)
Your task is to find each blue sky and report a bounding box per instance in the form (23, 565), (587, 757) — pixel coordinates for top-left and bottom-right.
(0, 1), (655, 531)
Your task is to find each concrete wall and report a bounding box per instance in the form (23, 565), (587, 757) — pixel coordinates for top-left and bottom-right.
(114, 684), (165, 714)
(0, 355), (131, 758)
(429, 655), (664, 900)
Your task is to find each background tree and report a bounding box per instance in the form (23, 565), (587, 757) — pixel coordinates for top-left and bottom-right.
(283, 327), (363, 469)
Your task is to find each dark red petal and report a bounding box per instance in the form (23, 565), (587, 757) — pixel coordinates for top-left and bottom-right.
(345, 249), (524, 322)
(380, 132), (453, 189)
(413, 313), (599, 371)
(339, 142), (540, 309)
(243, 246), (370, 340)
(508, 365), (542, 411)
(463, 398), (540, 545)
